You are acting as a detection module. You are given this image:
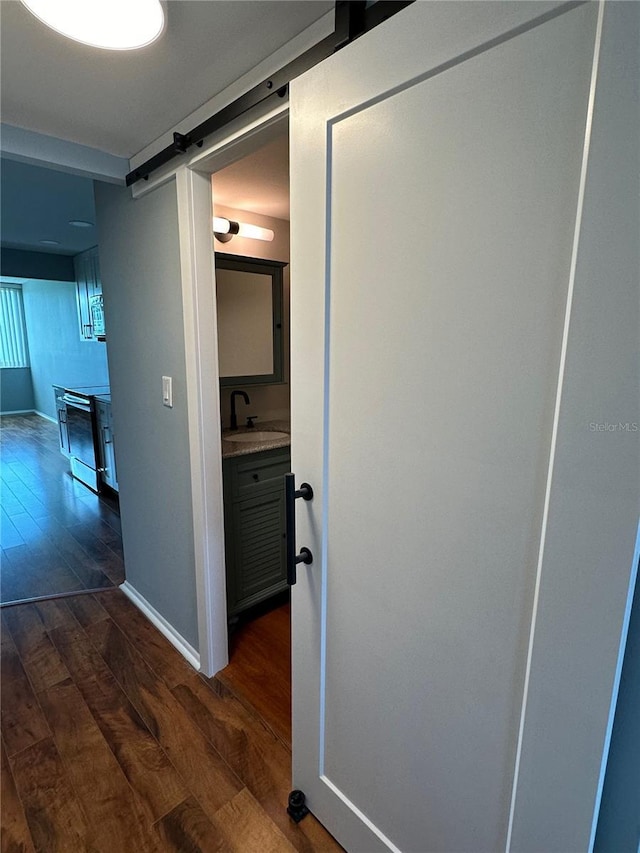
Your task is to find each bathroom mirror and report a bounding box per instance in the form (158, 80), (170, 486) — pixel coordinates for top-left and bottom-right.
(215, 253), (285, 387)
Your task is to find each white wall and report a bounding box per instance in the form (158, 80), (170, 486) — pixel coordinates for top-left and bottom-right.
(22, 279), (109, 418)
(0, 367), (34, 413)
(95, 178), (199, 650)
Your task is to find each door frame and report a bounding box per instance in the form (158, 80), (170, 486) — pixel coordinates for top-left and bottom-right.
(131, 101), (291, 676)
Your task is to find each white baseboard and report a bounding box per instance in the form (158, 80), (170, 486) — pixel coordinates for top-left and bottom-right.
(119, 581), (201, 672)
(0, 409), (55, 423)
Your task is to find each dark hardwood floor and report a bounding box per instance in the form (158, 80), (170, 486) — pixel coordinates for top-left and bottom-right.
(1, 413), (123, 605)
(217, 599), (292, 747)
(0, 588), (342, 852)
(0, 414), (338, 850)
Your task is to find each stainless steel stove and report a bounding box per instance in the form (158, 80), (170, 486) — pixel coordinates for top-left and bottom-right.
(61, 385), (110, 491)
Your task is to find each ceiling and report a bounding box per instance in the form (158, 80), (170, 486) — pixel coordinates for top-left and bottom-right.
(0, 1), (320, 255)
(0, 0), (331, 158)
(1, 158), (99, 255)
(213, 129), (289, 222)
(0, 127), (290, 256)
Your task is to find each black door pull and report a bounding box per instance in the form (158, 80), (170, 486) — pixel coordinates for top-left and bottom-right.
(285, 473), (313, 585)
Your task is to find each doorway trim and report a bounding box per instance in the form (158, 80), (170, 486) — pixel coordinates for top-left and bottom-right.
(172, 101), (290, 676)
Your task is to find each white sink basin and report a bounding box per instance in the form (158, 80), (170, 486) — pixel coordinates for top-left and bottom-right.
(224, 431), (289, 443)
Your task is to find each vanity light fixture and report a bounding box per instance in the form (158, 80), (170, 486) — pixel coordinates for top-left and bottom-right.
(20, 0), (165, 51)
(213, 217), (274, 243)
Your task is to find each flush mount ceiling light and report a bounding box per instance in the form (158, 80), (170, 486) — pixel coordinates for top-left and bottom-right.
(68, 220), (95, 228)
(213, 217), (274, 244)
(20, 0), (165, 51)
(39, 239), (60, 246)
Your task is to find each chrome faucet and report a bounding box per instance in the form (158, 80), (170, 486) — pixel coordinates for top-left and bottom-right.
(229, 390), (250, 430)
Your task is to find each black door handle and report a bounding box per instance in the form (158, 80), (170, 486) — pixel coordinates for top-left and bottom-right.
(285, 473), (313, 585)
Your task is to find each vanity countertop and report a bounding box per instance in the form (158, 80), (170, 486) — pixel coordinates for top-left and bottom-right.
(221, 420), (290, 459)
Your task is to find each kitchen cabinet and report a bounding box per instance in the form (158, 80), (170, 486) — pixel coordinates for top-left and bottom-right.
(74, 246), (104, 341)
(222, 447), (290, 619)
(53, 385), (70, 456)
(95, 398), (118, 492)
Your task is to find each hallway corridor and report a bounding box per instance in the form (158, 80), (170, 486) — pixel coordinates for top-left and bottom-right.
(1, 413), (123, 605)
(0, 587), (341, 851)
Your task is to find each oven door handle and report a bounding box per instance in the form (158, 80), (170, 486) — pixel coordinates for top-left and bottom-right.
(62, 396), (92, 412)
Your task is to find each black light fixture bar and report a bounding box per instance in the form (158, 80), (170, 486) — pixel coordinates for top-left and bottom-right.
(125, 1), (414, 187)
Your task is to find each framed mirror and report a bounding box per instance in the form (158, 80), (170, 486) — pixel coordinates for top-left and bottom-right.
(215, 253), (286, 387)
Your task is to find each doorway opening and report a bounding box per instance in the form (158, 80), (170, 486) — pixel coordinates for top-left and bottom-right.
(0, 280), (123, 607)
(204, 121), (293, 746)
(0, 161), (126, 606)
(0, 409), (123, 606)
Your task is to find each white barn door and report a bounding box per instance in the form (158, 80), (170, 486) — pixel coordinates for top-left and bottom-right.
(289, 2), (639, 851)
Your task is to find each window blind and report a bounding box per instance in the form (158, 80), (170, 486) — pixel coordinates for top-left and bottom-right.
(0, 286), (30, 368)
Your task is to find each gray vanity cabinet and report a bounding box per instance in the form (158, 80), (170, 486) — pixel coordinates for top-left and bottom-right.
(223, 448), (290, 619)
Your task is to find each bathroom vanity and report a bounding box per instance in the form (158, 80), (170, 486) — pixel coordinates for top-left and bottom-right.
(221, 425), (290, 619)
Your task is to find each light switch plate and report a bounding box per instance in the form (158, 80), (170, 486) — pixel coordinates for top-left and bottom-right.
(162, 375), (173, 408)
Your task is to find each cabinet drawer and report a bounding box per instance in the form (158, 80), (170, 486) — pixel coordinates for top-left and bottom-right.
(227, 451), (290, 499)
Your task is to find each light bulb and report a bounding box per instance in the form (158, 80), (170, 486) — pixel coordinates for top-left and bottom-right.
(236, 222), (274, 242)
(20, 0), (165, 51)
(212, 217), (274, 242)
(213, 217), (232, 235)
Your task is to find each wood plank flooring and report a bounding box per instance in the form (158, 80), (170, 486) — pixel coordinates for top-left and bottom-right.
(1, 414), (123, 604)
(1, 589), (343, 852)
(1, 415), (340, 850)
(216, 599), (292, 746)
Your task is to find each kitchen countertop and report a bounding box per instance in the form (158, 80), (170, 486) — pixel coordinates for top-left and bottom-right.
(221, 420), (290, 459)
(63, 384), (111, 397)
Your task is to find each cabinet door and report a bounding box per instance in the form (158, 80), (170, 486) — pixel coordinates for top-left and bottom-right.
(74, 247), (102, 340)
(74, 252), (93, 340)
(227, 489), (287, 617)
(87, 247), (102, 299)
